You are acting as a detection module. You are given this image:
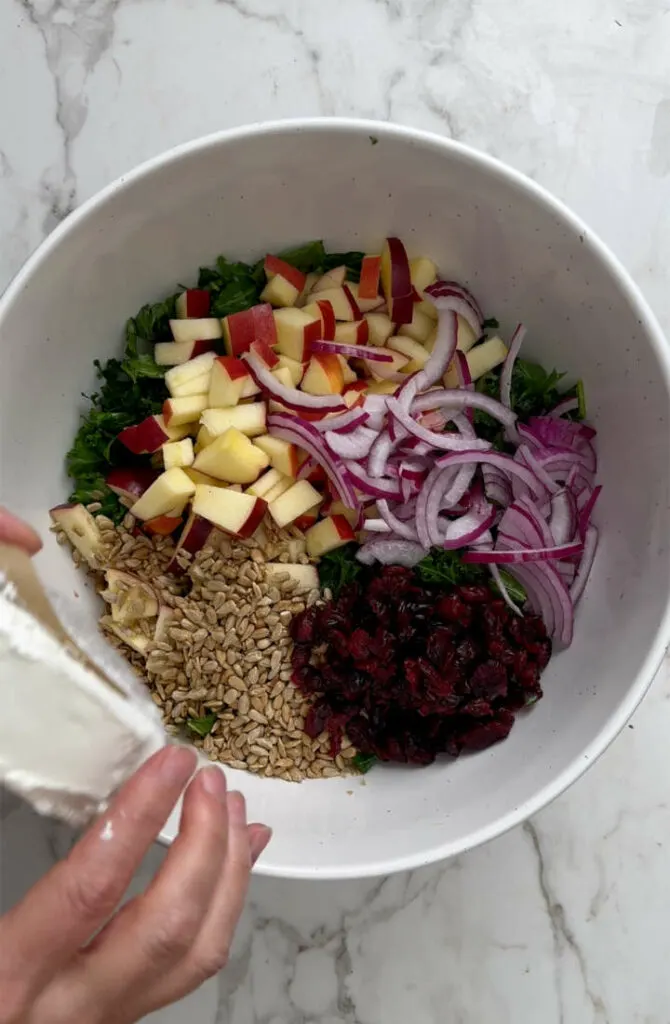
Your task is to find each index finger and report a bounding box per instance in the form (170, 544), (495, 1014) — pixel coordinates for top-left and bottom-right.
(0, 507), (42, 555)
(0, 744), (196, 1000)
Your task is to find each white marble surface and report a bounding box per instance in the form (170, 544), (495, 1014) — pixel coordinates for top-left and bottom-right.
(2, 0), (670, 1020)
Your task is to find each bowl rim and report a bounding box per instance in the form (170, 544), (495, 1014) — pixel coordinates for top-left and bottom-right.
(3, 117), (670, 879)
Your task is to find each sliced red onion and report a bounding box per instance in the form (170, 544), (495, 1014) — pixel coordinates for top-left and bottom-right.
(489, 565), (523, 616)
(435, 450), (548, 500)
(325, 426), (377, 459)
(387, 398), (491, 453)
(367, 429), (398, 479)
(426, 279), (484, 324)
(549, 489), (578, 545)
(555, 561), (576, 585)
(345, 461), (403, 501)
(525, 415), (597, 448)
(413, 307), (458, 391)
(500, 324), (526, 408)
(516, 444), (560, 495)
(577, 484), (602, 535)
(417, 463), (475, 548)
(362, 518), (392, 533)
(312, 340), (392, 362)
(425, 283), (482, 337)
(513, 496), (555, 546)
(452, 411), (476, 439)
(534, 451), (594, 490)
(570, 525), (598, 604)
(377, 499), (420, 541)
(267, 412), (358, 509)
(549, 396), (580, 418)
(454, 350), (473, 388)
(462, 540), (583, 564)
(297, 456), (317, 480)
(503, 562), (574, 645)
(482, 463), (512, 506)
(312, 408), (369, 433)
(442, 506), (496, 550)
(243, 351), (346, 412)
(411, 388), (518, 431)
(356, 539), (428, 567)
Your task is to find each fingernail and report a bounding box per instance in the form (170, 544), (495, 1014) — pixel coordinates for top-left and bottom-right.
(227, 790), (247, 826)
(159, 745), (197, 786)
(200, 766), (227, 804)
(250, 825), (272, 864)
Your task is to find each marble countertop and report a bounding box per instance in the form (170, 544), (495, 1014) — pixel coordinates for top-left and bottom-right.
(2, 1), (670, 1021)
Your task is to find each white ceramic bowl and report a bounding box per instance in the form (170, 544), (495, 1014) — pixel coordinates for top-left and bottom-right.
(2, 119), (670, 879)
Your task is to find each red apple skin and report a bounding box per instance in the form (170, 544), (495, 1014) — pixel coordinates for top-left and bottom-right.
(389, 294), (415, 323)
(294, 510), (319, 531)
(106, 466), (159, 502)
(345, 380), (367, 396)
(343, 285), (363, 321)
(216, 355), (248, 381)
(331, 514), (356, 540)
(381, 237), (414, 325)
(264, 255), (306, 292)
(190, 338), (217, 357)
(250, 338), (279, 368)
(252, 303), (278, 349)
(144, 514), (183, 536)
(315, 300), (336, 340)
(167, 512), (217, 573)
(236, 497), (268, 539)
(180, 289), (211, 318)
(359, 256), (381, 300)
(117, 416), (167, 454)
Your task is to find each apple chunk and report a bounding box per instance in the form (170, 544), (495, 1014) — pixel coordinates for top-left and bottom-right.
(265, 562), (320, 590)
(388, 335), (430, 372)
(163, 394), (209, 427)
(166, 371), (212, 398)
(380, 237), (413, 324)
(358, 255), (382, 300)
(164, 352), (216, 392)
(310, 286), (361, 322)
(117, 414), (192, 455)
(409, 257), (438, 293)
(334, 320), (369, 345)
(464, 336), (508, 381)
(162, 438), (195, 470)
(200, 403), (267, 439)
(169, 318), (222, 343)
(365, 312), (395, 347)
(129, 468), (195, 521)
(193, 427), (269, 484)
(301, 353), (345, 395)
(306, 514), (356, 558)
(167, 510), (218, 573)
(273, 307), (321, 362)
(192, 485), (267, 539)
(155, 339), (216, 365)
(222, 303), (276, 357)
(268, 480), (322, 528)
(253, 435), (299, 477)
(175, 288), (211, 319)
(106, 466), (159, 503)
(311, 265), (346, 292)
(246, 468), (288, 499)
(276, 353), (305, 387)
(49, 503), (104, 566)
(397, 306), (434, 344)
(263, 254), (306, 292)
(302, 299), (336, 340)
(208, 355), (252, 407)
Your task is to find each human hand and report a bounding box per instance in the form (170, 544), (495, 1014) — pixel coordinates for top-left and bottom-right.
(0, 506), (42, 555)
(0, 746), (271, 1023)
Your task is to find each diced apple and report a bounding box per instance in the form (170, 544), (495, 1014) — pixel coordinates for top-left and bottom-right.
(293, 504), (321, 531)
(117, 414), (192, 455)
(195, 424), (216, 451)
(327, 501), (360, 528)
(106, 466), (159, 503)
(129, 468), (195, 521)
(306, 514), (356, 557)
(465, 336), (508, 381)
(415, 296), (439, 322)
(250, 337), (279, 369)
(263, 475), (294, 503)
(261, 275), (301, 308)
(102, 570), (159, 623)
(311, 286), (361, 322)
(297, 271), (320, 306)
(347, 280), (384, 315)
(246, 468), (287, 499)
(312, 265), (347, 292)
(240, 375), (261, 398)
(103, 618), (151, 656)
(409, 257), (438, 293)
(162, 438), (195, 470)
(169, 318), (222, 343)
(363, 349), (408, 380)
(263, 254), (306, 292)
(265, 562), (320, 590)
(155, 339), (216, 365)
(200, 403), (267, 439)
(49, 503), (104, 566)
(365, 312), (395, 347)
(273, 307), (321, 362)
(208, 355), (248, 407)
(457, 315), (479, 353)
(388, 335), (430, 372)
(163, 394), (209, 427)
(337, 355), (357, 385)
(167, 510), (218, 573)
(366, 379), (399, 395)
(268, 480), (322, 529)
(271, 366), (294, 390)
(397, 306), (434, 344)
(164, 352), (216, 394)
(380, 237), (413, 324)
(334, 320), (369, 345)
(192, 485), (267, 539)
(301, 353), (345, 395)
(144, 514), (183, 536)
(303, 300), (336, 340)
(343, 381), (367, 407)
(276, 353), (305, 387)
(193, 427), (269, 483)
(175, 289), (211, 319)
(358, 255), (382, 301)
(168, 371), (212, 399)
(222, 303), (276, 357)
(184, 467), (229, 488)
